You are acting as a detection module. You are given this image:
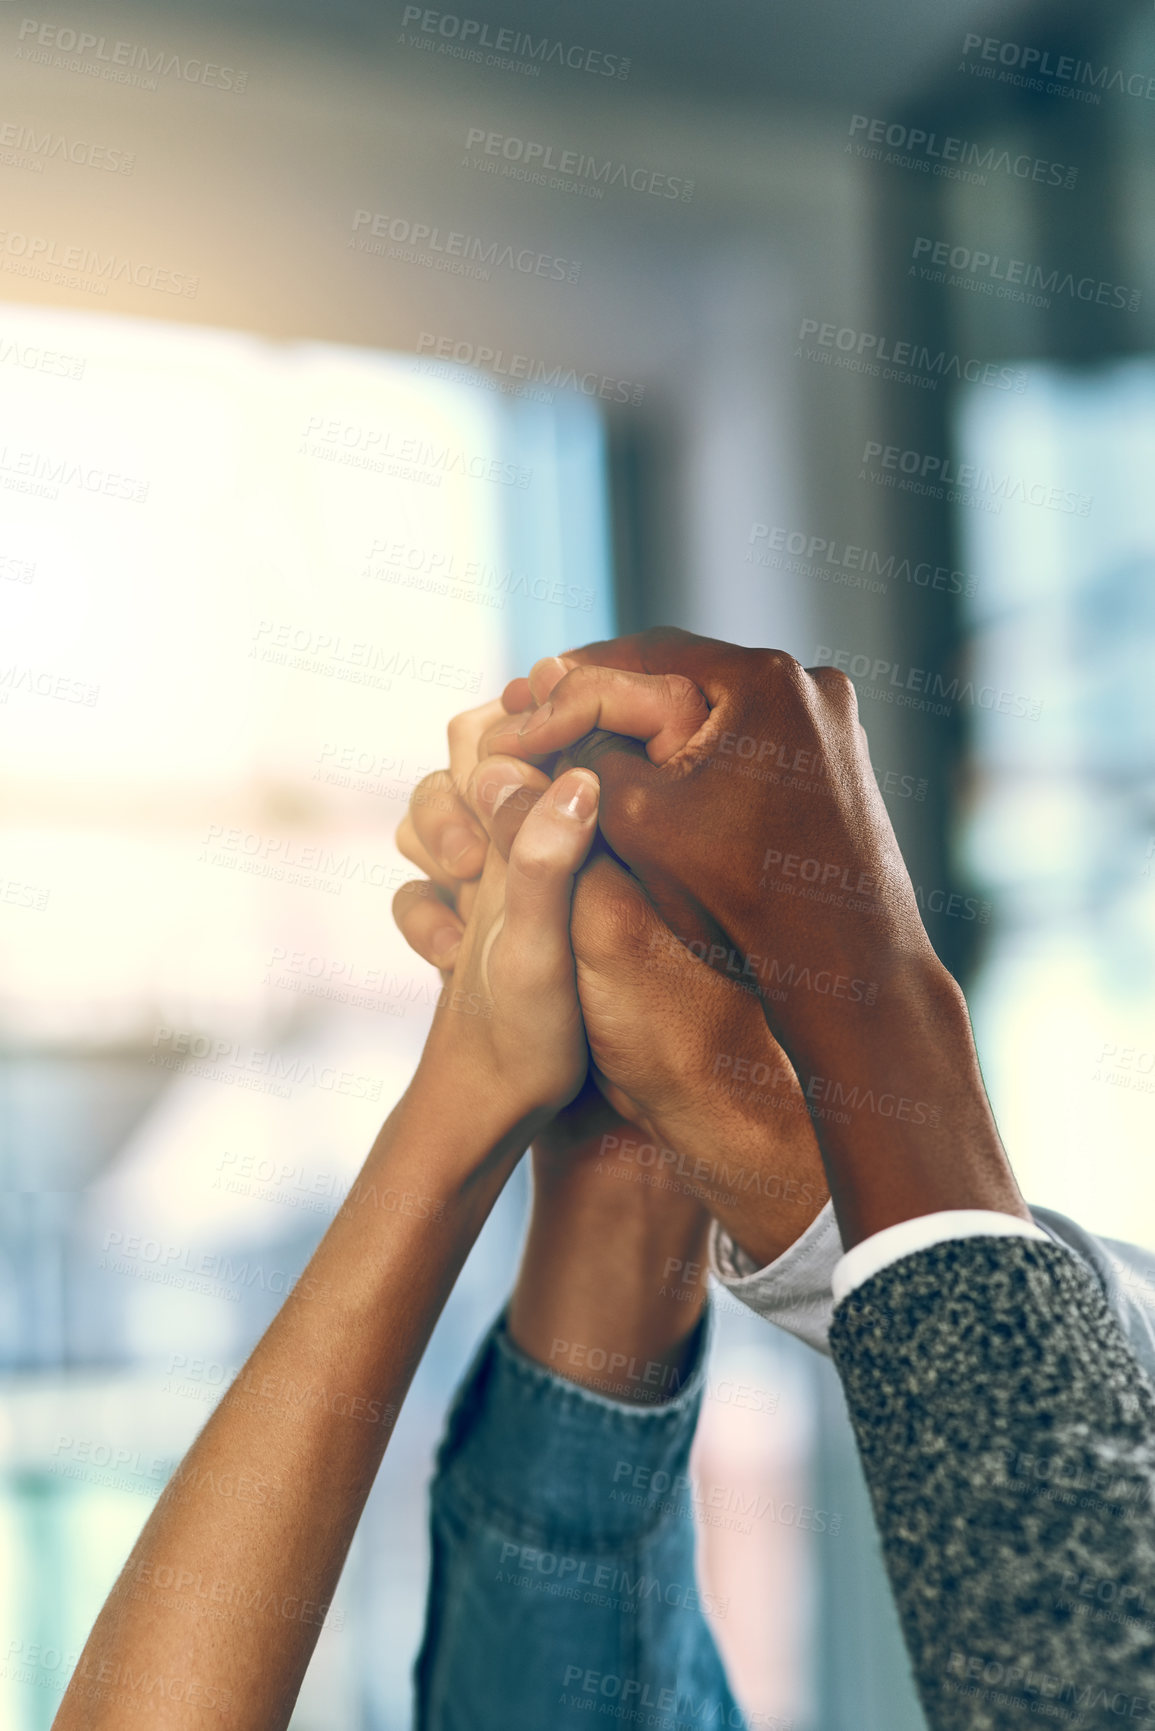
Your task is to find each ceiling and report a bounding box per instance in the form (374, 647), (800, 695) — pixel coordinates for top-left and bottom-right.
(140, 0), (1038, 111)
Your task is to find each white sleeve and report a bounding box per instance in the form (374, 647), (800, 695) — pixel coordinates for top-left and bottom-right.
(709, 1203), (1049, 1353)
(708, 1203), (844, 1356)
(831, 1209), (1049, 1304)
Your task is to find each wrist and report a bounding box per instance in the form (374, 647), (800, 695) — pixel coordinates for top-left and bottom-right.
(788, 946), (970, 1103)
(401, 1052), (548, 1188)
(508, 1145), (711, 1405)
(640, 1092), (829, 1268)
(783, 954), (1029, 1247)
(766, 936), (945, 1069)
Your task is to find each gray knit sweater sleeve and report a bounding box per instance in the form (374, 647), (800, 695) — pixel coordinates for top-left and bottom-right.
(828, 1235), (1155, 1730)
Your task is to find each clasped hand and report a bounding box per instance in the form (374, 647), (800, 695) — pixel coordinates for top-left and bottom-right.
(393, 676), (831, 1267)
(395, 627), (1026, 1254)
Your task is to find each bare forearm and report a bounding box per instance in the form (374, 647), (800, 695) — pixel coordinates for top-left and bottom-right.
(54, 1074), (530, 1731)
(495, 641), (1029, 1256)
(642, 1087), (830, 1269)
(784, 954), (1029, 1249)
(508, 1142), (711, 1404)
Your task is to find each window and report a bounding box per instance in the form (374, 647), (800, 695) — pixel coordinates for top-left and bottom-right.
(957, 361), (1155, 1247)
(0, 305), (614, 1728)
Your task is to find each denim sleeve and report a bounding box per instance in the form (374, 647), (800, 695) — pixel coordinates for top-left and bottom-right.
(414, 1306), (745, 1731)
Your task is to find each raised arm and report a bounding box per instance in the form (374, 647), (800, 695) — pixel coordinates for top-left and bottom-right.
(489, 634), (1155, 1729)
(484, 631), (1030, 1248)
(394, 710), (752, 1730)
(52, 766), (602, 1731)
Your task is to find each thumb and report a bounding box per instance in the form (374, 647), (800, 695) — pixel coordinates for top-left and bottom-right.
(498, 769), (600, 984)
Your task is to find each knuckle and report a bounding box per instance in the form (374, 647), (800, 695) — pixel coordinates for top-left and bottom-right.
(390, 878), (431, 921)
(510, 838), (559, 886)
(608, 778), (658, 843)
(662, 672), (708, 717)
(643, 625), (690, 657)
(557, 664), (598, 700)
(811, 665), (857, 707)
(445, 712), (470, 749)
(412, 769), (455, 814)
(758, 647), (803, 682)
(394, 815), (421, 861)
(619, 784), (653, 831)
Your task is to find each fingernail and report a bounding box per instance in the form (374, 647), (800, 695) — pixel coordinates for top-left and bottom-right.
(431, 928), (460, 963)
(551, 770), (599, 821)
(517, 700), (554, 738)
(440, 823), (479, 870)
(474, 764), (527, 814)
(529, 656), (569, 701)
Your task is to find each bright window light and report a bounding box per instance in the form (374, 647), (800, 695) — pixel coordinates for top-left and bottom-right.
(957, 361), (1155, 1245)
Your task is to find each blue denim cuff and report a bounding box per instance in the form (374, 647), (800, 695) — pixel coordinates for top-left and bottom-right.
(433, 1306), (711, 1551)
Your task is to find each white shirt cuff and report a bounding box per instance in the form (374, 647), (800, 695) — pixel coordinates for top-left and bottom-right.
(708, 1204), (843, 1356)
(831, 1210), (1050, 1307)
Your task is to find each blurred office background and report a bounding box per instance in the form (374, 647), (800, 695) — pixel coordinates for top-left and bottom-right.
(2, 0), (1155, 1725)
